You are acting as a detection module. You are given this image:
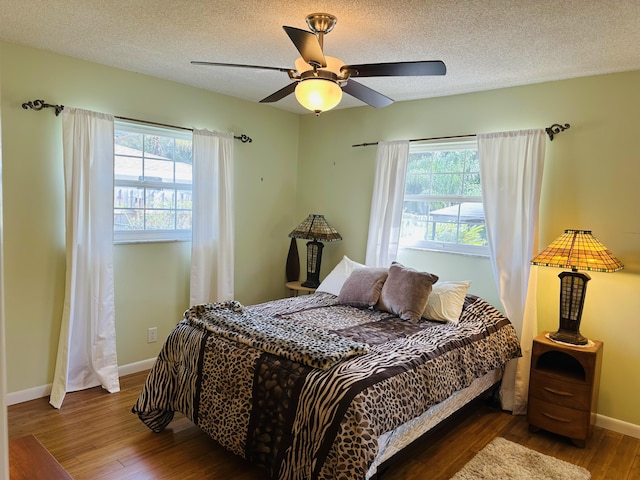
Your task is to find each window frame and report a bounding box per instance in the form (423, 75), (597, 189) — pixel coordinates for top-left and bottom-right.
(113, 120), (193, 244)
(400, 139), (489, 256)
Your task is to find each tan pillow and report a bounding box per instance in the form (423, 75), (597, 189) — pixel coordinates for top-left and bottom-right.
(337, 267), (389, 308)
(378, 262), (439, 323)
(317, 255), (365, 296)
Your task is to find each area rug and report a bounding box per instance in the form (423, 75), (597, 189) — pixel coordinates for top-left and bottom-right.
(451, 437), (591, 480)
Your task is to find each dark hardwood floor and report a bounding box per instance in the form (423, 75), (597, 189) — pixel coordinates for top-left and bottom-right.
(8, 371), (640, 479)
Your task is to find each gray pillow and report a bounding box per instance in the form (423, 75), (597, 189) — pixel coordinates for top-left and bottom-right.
(378, 262), (439, 323)
(337, 267), (389, 308)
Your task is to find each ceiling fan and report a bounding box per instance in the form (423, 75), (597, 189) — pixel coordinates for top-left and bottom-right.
(191, 13), (446, 114)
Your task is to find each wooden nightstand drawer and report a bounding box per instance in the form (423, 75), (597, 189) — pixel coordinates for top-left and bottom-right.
(527, 397), (589, 439)
(529, 372), (591, 410)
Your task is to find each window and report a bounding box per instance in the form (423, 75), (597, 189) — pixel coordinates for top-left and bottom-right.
(399, 140), (488, 255)
(114, 121), (193, 243)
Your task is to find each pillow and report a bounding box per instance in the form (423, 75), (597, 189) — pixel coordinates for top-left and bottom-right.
(337, 268), (389, 308)
(378, 262), (439, 323)
(316, 255), (365, 296)
(422, 281), (471, 323)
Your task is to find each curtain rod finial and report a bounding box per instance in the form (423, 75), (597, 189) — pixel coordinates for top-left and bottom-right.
(22, 99), (64, 116)
(545, 123), (570, 141)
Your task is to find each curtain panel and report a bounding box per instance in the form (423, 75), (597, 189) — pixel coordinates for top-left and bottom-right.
(190, 129), (235, 305)
(50, 108), (119, 409)
(478, 129), (546, 414)
(365, 140), (410, 267)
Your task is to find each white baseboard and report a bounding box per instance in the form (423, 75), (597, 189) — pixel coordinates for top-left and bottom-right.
(6, 384), (52, 406)
(596, 413), (640, 439)
(117, 357), (157, 377)
(6, 357), (157, 406)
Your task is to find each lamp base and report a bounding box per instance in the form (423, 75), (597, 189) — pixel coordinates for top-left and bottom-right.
(551, 271), (591, 346)
(301, 240), (324, 290)
(548, 329), (588, 346)
(301, 279), (320, 289)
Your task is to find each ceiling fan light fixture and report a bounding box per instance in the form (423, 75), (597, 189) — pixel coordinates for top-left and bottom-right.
(295, 78), (342, 114)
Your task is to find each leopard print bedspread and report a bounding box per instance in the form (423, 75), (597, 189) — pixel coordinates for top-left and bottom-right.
(133, 293), (521, 480)
(184, 300), (369, 370)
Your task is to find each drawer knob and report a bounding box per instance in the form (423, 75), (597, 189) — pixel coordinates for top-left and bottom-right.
(543, 386), (573, 397)
(542, 412), (572, 423)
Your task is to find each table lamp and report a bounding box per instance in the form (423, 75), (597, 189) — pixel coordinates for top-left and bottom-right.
(289, 214), (342, 288)
(531, 229), (623, 345)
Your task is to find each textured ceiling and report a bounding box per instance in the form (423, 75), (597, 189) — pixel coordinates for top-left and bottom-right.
(1, 1), (639, 114)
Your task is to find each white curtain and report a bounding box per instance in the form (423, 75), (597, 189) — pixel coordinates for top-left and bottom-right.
(190, 129), (235, 305)
(478, 129), (546, 414)
(365, 140), (410, 267)
(50, 108), (119, 409)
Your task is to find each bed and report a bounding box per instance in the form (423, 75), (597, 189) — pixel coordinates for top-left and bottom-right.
(133, 259), (521, 479)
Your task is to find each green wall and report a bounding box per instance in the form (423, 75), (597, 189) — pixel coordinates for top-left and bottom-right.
(1, 39), (639, 428)
(1, 41), (299, 391)
(0, 62), (9, 479)
(295, 71), (640, 427)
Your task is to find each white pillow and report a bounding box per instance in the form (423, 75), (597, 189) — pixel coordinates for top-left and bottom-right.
(422, 281), (471, 323)
(316, 255), (365, 296)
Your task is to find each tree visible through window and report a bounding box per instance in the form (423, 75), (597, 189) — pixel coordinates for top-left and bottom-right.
(114, 121), (193, 242)
(400, 140), (488, 255)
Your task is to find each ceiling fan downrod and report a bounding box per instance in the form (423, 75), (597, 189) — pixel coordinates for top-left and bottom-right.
(305, 13), (337, 50)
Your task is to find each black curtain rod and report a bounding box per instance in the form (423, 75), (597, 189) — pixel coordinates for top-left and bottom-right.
(351, 123), (570, 147)
(21, 99), (253, 143)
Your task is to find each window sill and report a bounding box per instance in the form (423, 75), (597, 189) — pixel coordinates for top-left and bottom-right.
(399, 245), (489, 259)
(114, 238), (191, 245)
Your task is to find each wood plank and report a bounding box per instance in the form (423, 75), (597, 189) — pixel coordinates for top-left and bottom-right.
(587, 429), (622, 477)
(603, 434), (639, 480)
(9, 434), (74, 480)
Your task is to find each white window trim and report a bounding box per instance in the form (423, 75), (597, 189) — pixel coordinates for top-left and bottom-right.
(400, 139), (489, 257)
(113, 120), (193, 244)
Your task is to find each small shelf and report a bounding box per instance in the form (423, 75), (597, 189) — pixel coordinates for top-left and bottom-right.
(285, 281), (317, 296)
(535, 350), (586, 381)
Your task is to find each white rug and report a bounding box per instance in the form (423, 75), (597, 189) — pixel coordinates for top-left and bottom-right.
(451, 437), (591, 480)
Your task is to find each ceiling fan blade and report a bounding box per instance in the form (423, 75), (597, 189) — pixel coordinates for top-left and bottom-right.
(259, 82), (298, 103)
(342, 60), (446, 77)
(191, 61), (292, 73)
(342, 80), (394, 108)
(282, 26), (326, 67)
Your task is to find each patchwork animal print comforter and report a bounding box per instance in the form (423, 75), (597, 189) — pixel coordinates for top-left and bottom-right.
(133, 293), (521, 480)
(183, 300), (369, 369)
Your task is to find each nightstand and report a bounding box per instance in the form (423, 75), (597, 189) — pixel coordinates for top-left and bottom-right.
(285, 281), (317, 296)
(527, 331), (603, 447)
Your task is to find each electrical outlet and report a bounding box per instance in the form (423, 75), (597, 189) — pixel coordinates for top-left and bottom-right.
(147, 327), (158, 343)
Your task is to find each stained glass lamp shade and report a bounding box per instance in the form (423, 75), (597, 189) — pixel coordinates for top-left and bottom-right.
(531, 229), (623, 345)
(289, 214), (342, 288)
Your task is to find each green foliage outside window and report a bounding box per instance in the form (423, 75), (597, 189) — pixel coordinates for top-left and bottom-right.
(400, 143), (487, 253)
